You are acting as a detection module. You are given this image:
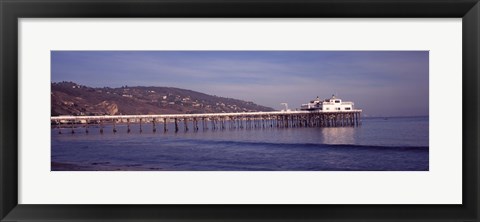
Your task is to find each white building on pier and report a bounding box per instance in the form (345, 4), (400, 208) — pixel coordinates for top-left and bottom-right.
(301, 95), (355, 112)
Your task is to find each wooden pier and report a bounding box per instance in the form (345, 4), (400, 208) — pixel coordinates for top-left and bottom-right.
(51, 110), (362, 134)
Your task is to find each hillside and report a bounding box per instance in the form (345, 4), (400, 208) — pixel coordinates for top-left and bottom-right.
(51, 82), (275, 116)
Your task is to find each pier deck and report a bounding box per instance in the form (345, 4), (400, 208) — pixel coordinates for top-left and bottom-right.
(51, 110), (362, 133)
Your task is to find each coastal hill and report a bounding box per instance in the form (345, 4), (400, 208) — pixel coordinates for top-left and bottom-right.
(51, 82), (275, 116)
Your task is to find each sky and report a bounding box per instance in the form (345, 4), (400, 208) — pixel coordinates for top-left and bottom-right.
(51, 51), (429, 117)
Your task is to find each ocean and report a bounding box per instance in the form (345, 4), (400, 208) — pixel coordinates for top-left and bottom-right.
(51, 116), (429, 171)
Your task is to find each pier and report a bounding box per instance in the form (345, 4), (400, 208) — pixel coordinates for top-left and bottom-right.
(51, 110), (362, 134)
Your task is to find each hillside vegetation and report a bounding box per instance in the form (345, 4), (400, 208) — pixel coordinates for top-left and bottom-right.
(51, 82), (274, 116)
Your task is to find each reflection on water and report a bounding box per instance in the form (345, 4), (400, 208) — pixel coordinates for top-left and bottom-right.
(320, 127), (355, 145)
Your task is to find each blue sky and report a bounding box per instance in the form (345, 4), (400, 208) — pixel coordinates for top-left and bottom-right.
(51, 51), (429, 117)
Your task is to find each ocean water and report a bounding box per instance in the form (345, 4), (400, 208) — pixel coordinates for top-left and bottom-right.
(51, 116), (429, 171)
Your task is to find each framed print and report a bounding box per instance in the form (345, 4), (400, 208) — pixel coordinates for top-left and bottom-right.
(1, 0), (479, 221)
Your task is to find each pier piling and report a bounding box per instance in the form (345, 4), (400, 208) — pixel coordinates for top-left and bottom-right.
(153, 118), (157, 133)
(52, 110), (362, 134)
(164, 118), (167, 132)
(174, 118), (179, 132)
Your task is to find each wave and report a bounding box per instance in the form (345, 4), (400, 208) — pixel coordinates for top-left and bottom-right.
(177, 138), (428, 151)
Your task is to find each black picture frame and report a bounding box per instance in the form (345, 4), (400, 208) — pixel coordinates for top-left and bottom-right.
(1, 0), (479, 221)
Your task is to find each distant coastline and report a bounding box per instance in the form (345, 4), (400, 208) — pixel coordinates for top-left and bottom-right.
(363, 115), (429, 119)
